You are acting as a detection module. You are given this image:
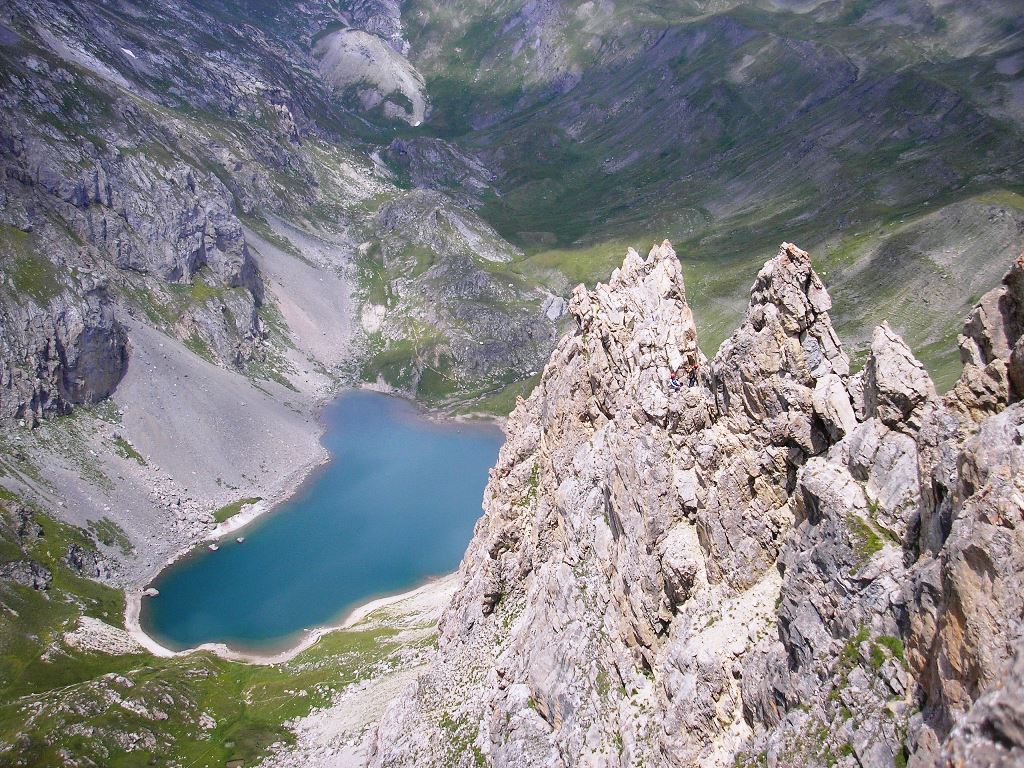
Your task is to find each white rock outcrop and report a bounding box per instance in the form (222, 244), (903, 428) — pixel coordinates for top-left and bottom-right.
(314, 29), (427, 125)
(368, 244), (1024, 768)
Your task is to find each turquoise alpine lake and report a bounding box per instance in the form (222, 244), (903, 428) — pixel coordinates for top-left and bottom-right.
(140, 390), (504, 652)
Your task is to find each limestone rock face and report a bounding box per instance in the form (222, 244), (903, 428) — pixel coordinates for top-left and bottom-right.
(366, 189), (556, 394)
(375, 190), (520, 265)
(0, 275), (128, 424)
(931, 653), (1024, 768)
(64, 542), (112, 580)
(347, 0), (409, 54)
(953, 252), (1024, 416)
(863, 322), (936, 431)
(382, 138), (496, 207)
(368, 242), (1024, 768)
(1, 99), (270, 400)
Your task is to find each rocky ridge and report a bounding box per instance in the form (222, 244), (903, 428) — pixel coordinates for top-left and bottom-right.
(369, 242), (1024, 767)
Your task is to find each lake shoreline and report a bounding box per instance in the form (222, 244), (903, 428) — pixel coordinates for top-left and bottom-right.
(124, 572), (458, 665)
(123, 386), (502, 665)
(359, 380), (511, 428)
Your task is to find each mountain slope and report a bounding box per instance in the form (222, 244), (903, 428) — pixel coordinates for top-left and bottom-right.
(369, 242), (1024, 768)
(0, 1), (1023, 765)
(396, 0), (1024, 381)
(0, 0), (557, 577)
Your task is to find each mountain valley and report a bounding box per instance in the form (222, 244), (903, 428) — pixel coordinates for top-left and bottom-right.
(0, 0), (1022, 766)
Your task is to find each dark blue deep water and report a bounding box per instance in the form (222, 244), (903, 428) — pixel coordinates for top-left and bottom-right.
(140, 390), (503, 652)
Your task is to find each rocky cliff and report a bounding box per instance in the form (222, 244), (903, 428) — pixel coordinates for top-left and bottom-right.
(0, 262), (127, 425)
(369, 242), (1024, 767)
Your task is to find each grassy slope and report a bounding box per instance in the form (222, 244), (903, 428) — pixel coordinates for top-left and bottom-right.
(396, 0), (1024, 395)
(0, 494), (431, 768)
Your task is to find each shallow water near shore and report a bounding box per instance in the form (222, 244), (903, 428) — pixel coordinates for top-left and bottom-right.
(140, 390), (504, 652)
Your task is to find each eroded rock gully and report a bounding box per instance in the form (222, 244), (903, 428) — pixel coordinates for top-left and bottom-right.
(369, 242), (1024, 768)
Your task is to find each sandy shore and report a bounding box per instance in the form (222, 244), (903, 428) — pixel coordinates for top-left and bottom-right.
(125, 572), (458, 665)
(120, 428), (329, 655)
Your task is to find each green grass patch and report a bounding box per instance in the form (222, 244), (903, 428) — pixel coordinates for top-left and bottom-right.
(30, 407), (113, 490)
(112, 436), (146, 466)
(515, 462), (541, 509)
(914, 328), (963, 395)
(361, 338), (419, 389)
(168, 275), (220, 305)
(847, 512), (885, 563)
(247, 356), (299, 392)
(875, 635), (907, 667)
(360, 322), (446, 393)
(869, 642), (887, 670)
(841, 625), (871, 667)
(356, 245), (397, 307)
(184, 332), (214, 362)
(974, 189), (1024, 210)
(0, 491), (422, 768)
(257, 299), (293, 345)
(117, 280), (177, 326)
(521, 238), (634, 289)
(1, 226), (63, 304)
(87, 517), (133, 556)
(416, 352), (459, 401)
(465, 374), (541, 417)
(438, 710), (485, 767)
(117, 140), (179, 167)
(213, 497), (263, 524)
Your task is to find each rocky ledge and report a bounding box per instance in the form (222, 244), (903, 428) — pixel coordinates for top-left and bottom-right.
(368, 241), (1024, 767)
(0, 271), (127, 425)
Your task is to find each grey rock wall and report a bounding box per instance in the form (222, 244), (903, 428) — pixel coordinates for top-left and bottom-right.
(0, 273), (127, 424)
(368, 245), (1024, 768)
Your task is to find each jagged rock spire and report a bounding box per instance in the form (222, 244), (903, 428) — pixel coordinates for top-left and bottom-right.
(369, 245), (1024, 768)
(950, 251), (1024, 419)
(371, 240), (856, 767)
(568, 240), (701, 424)
(712, 242), (849, 455)
(862, 321), (937, 431)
